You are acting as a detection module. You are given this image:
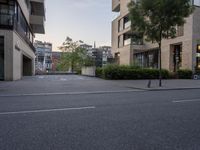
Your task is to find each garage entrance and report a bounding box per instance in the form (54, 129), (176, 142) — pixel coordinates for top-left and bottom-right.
(23, 55), (32, 76)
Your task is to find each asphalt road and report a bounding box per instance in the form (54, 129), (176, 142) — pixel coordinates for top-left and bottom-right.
(0, 89), (200, 150)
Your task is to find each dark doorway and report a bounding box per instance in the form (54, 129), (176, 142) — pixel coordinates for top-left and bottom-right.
(173, 44), (182, 72)
(0, 37), (4, 80)
(23, 55), (32, 76)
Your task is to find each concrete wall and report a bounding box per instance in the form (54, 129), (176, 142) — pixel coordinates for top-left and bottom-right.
(0, 30), (13, 81)
(13, 31), (35, 80)
(81, 67), (96, 77)
(119, 45), (132, 65)
(0, 30), (35, 81)
(120, 0), (130, 15)
(112, 18), (119, 55)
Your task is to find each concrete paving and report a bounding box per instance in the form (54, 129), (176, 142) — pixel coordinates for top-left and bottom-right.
(0, 75), (200, 96)
(0, 75), (134, 96)
(0, 88), (200, 150)
(114, 79), (200, 90)
(0, 75), (200, 149)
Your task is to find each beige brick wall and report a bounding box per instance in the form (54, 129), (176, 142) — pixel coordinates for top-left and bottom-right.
(112, 0), (200, 72)
(112, 17), (119, 55)
(120, 0), (130, 15)
(192, 7), (200, 71)
(119, 45), (132, 65)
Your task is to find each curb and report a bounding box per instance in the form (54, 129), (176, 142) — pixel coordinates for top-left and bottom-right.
(137, 87), (200, 91)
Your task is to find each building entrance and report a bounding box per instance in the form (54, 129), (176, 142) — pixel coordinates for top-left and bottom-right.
(23, 55), (32, 76)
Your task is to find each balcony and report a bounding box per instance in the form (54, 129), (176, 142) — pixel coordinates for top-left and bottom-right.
(124, 20), (131, 29)
(30, 0), (45, 34)
(112, 0), (120, 12)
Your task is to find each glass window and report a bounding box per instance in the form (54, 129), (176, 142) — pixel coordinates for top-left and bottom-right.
(194, 0), (200, 6)
(0, 0), (15, 26)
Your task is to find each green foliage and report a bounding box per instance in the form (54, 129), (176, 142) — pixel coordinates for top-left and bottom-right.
(58, 37), (94, 72)
(177, 69), (193, 79)
(96, 65), (169, 80)
(128, 0), (193, 43)
(96, 68), (103, 78)
(83, 56), (95, 67)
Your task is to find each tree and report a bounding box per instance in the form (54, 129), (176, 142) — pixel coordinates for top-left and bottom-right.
(58, 37), (94, 72)
(128, 0), (193, 86)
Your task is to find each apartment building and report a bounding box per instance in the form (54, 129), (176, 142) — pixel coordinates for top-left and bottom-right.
(112, 0), (200, 72)
(35, 41), (52, 73)
(51, 51), (61, 72)
(0, 0), (45, 81)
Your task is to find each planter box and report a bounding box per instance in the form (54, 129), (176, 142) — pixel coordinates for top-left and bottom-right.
(81, 67), (96, 77)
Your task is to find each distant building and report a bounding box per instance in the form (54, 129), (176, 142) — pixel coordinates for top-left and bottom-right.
(34, 41), (52, 73)
(0, 0), (45, 81)
(80, 43), (94, 57)
(52, 52), (61, 71)
(92, 46), (113, 67)
(100, 46), (113, 66)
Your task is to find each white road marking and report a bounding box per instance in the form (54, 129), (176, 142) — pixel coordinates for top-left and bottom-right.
(172, 99), (200, 103)
(0, 106), (96, 115)
(0, 89), (144, 97)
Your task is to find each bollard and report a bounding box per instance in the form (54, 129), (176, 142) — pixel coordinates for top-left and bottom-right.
(147, 80), (151, 88)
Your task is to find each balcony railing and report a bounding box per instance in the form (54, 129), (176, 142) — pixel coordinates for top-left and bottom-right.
(124, 21), (131, 29)
(14, 19), (35, 52)
(124, 38), (131, 46)
(0, 13), (14, 31)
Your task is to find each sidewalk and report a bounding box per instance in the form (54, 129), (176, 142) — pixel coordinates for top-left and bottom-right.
(0, 76), (200, 96)
(112, 79), (200, 91)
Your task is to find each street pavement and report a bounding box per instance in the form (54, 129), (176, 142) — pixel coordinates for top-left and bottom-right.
(0, 75), (200, 150)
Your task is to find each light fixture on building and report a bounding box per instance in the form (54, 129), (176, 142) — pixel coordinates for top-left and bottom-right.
(198, 45), (200, 51)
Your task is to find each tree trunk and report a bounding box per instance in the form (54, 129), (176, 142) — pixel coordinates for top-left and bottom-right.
(159, 42), (162, 87)
(71, 60), (74, 73)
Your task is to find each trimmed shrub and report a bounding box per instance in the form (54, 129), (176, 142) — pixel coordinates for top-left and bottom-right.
(95, 67), (103, 78)
(96, 65), (170, 80)
(177, 69), (193, 79)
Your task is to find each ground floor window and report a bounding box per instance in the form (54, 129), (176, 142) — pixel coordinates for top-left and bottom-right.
(173, 44), (182, 72)
(196, 44), (200, 71)
(134, 49), (158, 68)
(0, 36), (4, 80)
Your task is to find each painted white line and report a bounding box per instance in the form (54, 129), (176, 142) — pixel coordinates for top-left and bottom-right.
(0, 106), (96, 116)
(173, 99), (200, 103)
(0, 89), (144, 97)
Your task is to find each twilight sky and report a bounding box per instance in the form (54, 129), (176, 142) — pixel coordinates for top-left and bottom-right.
(35, 0), (116, 51)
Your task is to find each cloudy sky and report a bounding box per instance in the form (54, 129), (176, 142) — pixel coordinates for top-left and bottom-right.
(35, 0), (115, 51)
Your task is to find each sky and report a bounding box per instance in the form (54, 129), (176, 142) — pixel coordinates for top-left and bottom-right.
(35, 0), (116, 51)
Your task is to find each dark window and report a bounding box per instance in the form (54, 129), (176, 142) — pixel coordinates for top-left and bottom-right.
(0, 0), (15, 27)
(196, 44), (200, 70)
(0, 37), (4, 80)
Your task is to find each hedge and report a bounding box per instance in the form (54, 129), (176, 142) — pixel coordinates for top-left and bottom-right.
(96, 65), (193, 80)
(177, 69), (193, 79)
(96, 65), (169, 80)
